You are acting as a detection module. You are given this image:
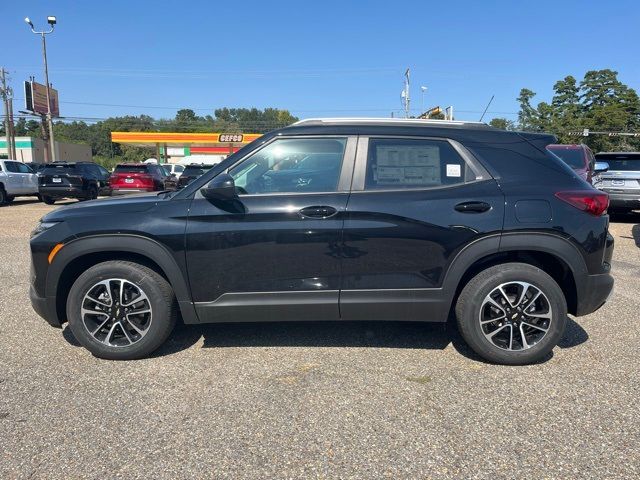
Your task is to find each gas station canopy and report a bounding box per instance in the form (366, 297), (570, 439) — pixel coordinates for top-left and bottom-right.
(110, 131), (262, 161)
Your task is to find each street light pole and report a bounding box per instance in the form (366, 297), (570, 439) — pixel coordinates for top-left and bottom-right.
(25, 16), (57, 162)
(420, 86), (428, 116)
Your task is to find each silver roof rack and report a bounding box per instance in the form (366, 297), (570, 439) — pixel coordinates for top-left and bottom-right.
(292, 117), (488, 127)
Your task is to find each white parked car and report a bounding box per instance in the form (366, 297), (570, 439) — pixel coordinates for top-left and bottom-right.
(165, 163), (185, 178)
(0, 159), (40, 205)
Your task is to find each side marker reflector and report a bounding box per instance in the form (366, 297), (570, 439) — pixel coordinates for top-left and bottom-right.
(48, 244), (64, 264)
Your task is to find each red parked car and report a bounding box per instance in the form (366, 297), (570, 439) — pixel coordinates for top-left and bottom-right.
(109, 163), (168, 195)
(547, 144), (596, 183)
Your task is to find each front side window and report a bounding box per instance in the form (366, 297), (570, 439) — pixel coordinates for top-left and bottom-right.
(228, 137), (346, 195)
(365, 138), (471, 190)
(17, 163), (33, 174)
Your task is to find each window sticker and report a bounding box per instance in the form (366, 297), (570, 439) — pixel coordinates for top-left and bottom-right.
(374, 145), (440, 185)
(446, 164), (461, 177)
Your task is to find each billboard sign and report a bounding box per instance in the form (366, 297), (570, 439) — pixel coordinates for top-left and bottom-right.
(24, 81), (60, 117)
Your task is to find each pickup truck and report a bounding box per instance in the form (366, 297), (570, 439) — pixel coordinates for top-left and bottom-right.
(0, 159), (40, 205)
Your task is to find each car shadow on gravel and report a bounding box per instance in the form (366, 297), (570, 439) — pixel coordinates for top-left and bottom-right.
(63, 315), (589, 363)
(633, 224), (640, 248)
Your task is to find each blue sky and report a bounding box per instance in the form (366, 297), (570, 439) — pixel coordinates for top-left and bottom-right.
(2, 0), (638, 125)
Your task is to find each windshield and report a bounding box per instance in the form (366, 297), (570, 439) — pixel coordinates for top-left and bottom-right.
(114, 165), (148, 173)
(547, 147), (585, 169)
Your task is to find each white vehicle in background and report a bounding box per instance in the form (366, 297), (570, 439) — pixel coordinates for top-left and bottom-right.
(0, 159), (40, 205)
(165, 163), (185, 178)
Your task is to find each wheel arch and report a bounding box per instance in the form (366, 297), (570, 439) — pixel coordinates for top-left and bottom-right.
(47, 235), (198, 325)
(443, 233), (586, 316)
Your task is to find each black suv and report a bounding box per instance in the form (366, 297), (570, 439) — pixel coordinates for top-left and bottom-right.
(29, 119), (614, 364)
(165, 163), (216, 191)
(39, 162), (111, 204)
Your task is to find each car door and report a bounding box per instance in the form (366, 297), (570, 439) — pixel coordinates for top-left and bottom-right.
(185, 135), (356, 323)
(17, 162), (39, 194)
(96, 165), (111, 194)
(5, 161), (28, 194)
(340, 136), (504, 322)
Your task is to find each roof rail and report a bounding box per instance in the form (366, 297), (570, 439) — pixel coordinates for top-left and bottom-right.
(292, 117), (488, 127)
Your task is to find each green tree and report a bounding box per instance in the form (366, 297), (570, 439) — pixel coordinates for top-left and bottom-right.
(489, 117), (515, 130)
(517, 70), (640, 151)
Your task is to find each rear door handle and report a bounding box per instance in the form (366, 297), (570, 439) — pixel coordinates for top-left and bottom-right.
(454, 201), (491, 213)
(299, 206), (338, 218)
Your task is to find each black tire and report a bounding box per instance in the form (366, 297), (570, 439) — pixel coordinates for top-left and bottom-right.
(41, 195), (56, 205)
(5, 195), (14, 204)
(66, 260), (177, 360)
(80, 185), (98, 201)
(455, 263), (567, 365)
(0, 187), (6, 205)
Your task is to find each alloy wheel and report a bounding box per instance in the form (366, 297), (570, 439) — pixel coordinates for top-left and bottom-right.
(81, 278), (152, 347)
(479, 281), (552, 351)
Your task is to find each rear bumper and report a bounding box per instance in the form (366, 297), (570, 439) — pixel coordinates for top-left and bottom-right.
(575, 272), (614, 316)
(111, 187), (155, 195)
(29, 284), (62, 328)
(39, 186), (85, 198)
(605, 192), (640, 210)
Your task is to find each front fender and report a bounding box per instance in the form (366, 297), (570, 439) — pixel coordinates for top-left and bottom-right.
(46, 234), (199, 325)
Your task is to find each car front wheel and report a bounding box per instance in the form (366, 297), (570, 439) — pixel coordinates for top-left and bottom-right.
(455, 263), (567, 365)
(66, 260), (177, 360)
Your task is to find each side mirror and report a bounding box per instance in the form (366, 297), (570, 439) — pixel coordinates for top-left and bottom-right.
(594, 162), (609, 173)
(200, 173), (237, 200)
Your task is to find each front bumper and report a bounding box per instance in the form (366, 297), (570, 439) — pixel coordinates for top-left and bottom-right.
(575, 272), (614, 316)
(29, 284), (62, 328)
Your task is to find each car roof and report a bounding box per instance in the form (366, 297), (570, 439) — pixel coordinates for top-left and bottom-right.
(274, 117), (556, 146)
(293, 117), (492, 130)
(547, 144), (586, 149)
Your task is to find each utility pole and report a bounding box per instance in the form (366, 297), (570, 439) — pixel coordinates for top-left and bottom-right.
(25, 16), (57, 162)
(404, 68), (411, 118)
(0, 68), (16, 159)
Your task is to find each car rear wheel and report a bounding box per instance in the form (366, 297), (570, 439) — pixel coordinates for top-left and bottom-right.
(82, 185), (98, 201)
(455, 263), (567, 365)
(66, 261), (177, 360)
(41, 195), (56, 205)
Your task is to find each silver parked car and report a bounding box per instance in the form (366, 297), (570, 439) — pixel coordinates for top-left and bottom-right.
(0, 159), (40, 205)
(593, 152), (640, 213)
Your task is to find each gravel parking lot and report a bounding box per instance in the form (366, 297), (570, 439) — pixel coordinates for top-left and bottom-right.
(1, 197), (638, 479)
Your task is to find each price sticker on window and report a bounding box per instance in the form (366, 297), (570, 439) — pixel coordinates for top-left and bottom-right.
(446, 164), (462, 177)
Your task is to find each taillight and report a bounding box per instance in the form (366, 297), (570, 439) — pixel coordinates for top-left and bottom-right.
(138, 174), (154, 187)
(555, 190), (609, 216)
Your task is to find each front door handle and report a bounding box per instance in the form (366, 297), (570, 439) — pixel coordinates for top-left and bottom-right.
(454, 201), (491, 213)
(299, 206), (338, 218)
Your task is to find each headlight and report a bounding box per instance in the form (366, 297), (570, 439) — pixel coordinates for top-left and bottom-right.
(31, 221), (59, 238)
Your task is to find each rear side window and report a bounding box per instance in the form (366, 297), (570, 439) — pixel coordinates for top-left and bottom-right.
(114, 165), (148, 173)
(547, 147), (585, 169)
(4, 161), (20, 173)
(365, 138), (471, 190)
